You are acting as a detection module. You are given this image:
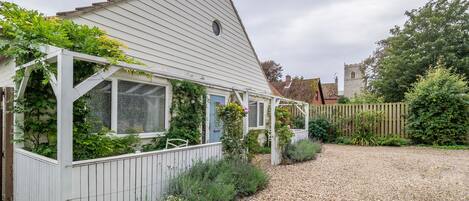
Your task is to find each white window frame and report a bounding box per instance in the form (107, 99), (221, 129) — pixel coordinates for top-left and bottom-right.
(97, 76), (170, 139)
(249, 101), (266, 129)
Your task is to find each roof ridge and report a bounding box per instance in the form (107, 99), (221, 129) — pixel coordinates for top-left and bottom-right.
(56, 0), (125, 17)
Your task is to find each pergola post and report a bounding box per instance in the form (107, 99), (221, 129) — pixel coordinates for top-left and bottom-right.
(304, 103), (309, 132)
(56, 52), (74, 201)
(242, 91), (249, 136)
(270, 97), (281, 165)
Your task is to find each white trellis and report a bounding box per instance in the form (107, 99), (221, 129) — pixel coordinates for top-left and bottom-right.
(12, 45), (309, 200)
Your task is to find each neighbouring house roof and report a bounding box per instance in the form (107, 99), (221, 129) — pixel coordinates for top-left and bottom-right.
(321, 83), (339, 100)
(269, 83), (283, 97)
(271, 78), (325, 104)
(56, 0), (272, 95)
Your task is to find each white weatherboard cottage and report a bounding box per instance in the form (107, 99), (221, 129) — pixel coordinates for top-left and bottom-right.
(0, 1), (309, 201)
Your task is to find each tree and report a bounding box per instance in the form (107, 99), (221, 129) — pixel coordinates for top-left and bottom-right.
(359, 43), (386, 91)
(349, 92), (385, 104)
(369, 0), (469, 102)
(261, 60), (283, 82)
(405, 66), (468, 145)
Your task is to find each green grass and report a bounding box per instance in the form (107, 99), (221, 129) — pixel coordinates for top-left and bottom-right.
(416, 144), (469, 150)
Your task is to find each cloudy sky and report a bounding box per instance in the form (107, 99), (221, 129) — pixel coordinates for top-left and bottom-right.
(8, 0), (427, 90)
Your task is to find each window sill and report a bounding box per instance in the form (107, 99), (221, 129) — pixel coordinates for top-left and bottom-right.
(249, 126), (266, 130)
(114, 132), (166, 139)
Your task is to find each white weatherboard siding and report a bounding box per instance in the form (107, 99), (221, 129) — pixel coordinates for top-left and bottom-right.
(67, 0), (271, 94)
(0, 60), (14, 87)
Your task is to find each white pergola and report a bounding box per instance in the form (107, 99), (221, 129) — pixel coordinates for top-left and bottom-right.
(14, 45), (309, 200)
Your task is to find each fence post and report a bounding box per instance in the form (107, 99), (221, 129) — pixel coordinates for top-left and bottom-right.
(304, 104), (309, 132)
(2, 88), (14, 201)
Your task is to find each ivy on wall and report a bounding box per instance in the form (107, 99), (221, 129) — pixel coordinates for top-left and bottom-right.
(144, 79), (206, 151)
(0, 3), (143, 160)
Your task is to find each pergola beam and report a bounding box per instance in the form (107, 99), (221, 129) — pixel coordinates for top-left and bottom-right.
(16, 67), (32, 99)
(294, 104), (306, 115)
(72, 66), (120, 101)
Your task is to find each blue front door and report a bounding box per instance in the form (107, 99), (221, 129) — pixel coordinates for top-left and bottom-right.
(209, 95), (225, 143)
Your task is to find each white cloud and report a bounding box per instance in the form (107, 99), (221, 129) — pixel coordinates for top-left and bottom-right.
(6, 0), (428, 90)
(235, 0), (427, 89)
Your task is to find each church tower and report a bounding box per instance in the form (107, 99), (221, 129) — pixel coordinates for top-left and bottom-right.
(344, 63), (365, 98)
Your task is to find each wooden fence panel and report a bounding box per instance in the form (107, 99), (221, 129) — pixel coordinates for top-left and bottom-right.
(306, 103), (408, 138)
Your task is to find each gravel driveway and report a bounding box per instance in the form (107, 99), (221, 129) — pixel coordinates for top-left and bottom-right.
(243, 144), (469, 201)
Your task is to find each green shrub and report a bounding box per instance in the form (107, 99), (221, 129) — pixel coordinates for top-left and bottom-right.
(377, 136), (411, 147)
(169, 158), (268, 201)
(245, 129), (265, 160)
(350, 133), (378, 146)
(335, 136), (352, 145)
(349, 92), (385, 104)
(405, 67), (469, 145)
(284, 140), (321, 163)
(308, 118), (335, 142)
(29, 128), (141, 161)
(338, 96), (350, 104)
(217, 103), (247, 158)
(73, 129), (141, 161)
(258, 146), (271, 154)
(165, 195), (186, 201)
(292, 116), (305, 129)
(348, 110), (383, 146)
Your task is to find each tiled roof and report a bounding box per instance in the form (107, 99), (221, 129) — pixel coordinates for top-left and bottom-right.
(271, 78), (324, 104)
(321, 83), (339, 99)
(269, 83), (283, 97)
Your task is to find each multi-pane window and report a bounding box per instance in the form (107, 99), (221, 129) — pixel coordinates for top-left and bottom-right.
(88, 79), (167, 135)
(117, 80), (166, 134)
(248, 101), (265, 128)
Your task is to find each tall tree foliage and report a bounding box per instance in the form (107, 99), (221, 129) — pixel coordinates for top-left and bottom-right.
(369, 0), (469, 102)
(261, 60), (283, 82)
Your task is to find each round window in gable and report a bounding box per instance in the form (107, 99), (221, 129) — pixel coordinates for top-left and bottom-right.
(212, 20), (222, 36)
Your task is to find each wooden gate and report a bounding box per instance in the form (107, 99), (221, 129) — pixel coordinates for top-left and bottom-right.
(1, 87), (14, 201)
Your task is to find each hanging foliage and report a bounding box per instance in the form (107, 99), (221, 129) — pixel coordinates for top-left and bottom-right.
(0, 3), (143, 160)
(275, 107), (293, 150)
(217, 102), (247, 158)
(144, 79), (206, 151)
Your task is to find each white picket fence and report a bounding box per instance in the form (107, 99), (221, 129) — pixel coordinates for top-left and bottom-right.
(14, 142), (223, 201)
(14, 148), (60, 201)
(291, 129), (309, 144)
